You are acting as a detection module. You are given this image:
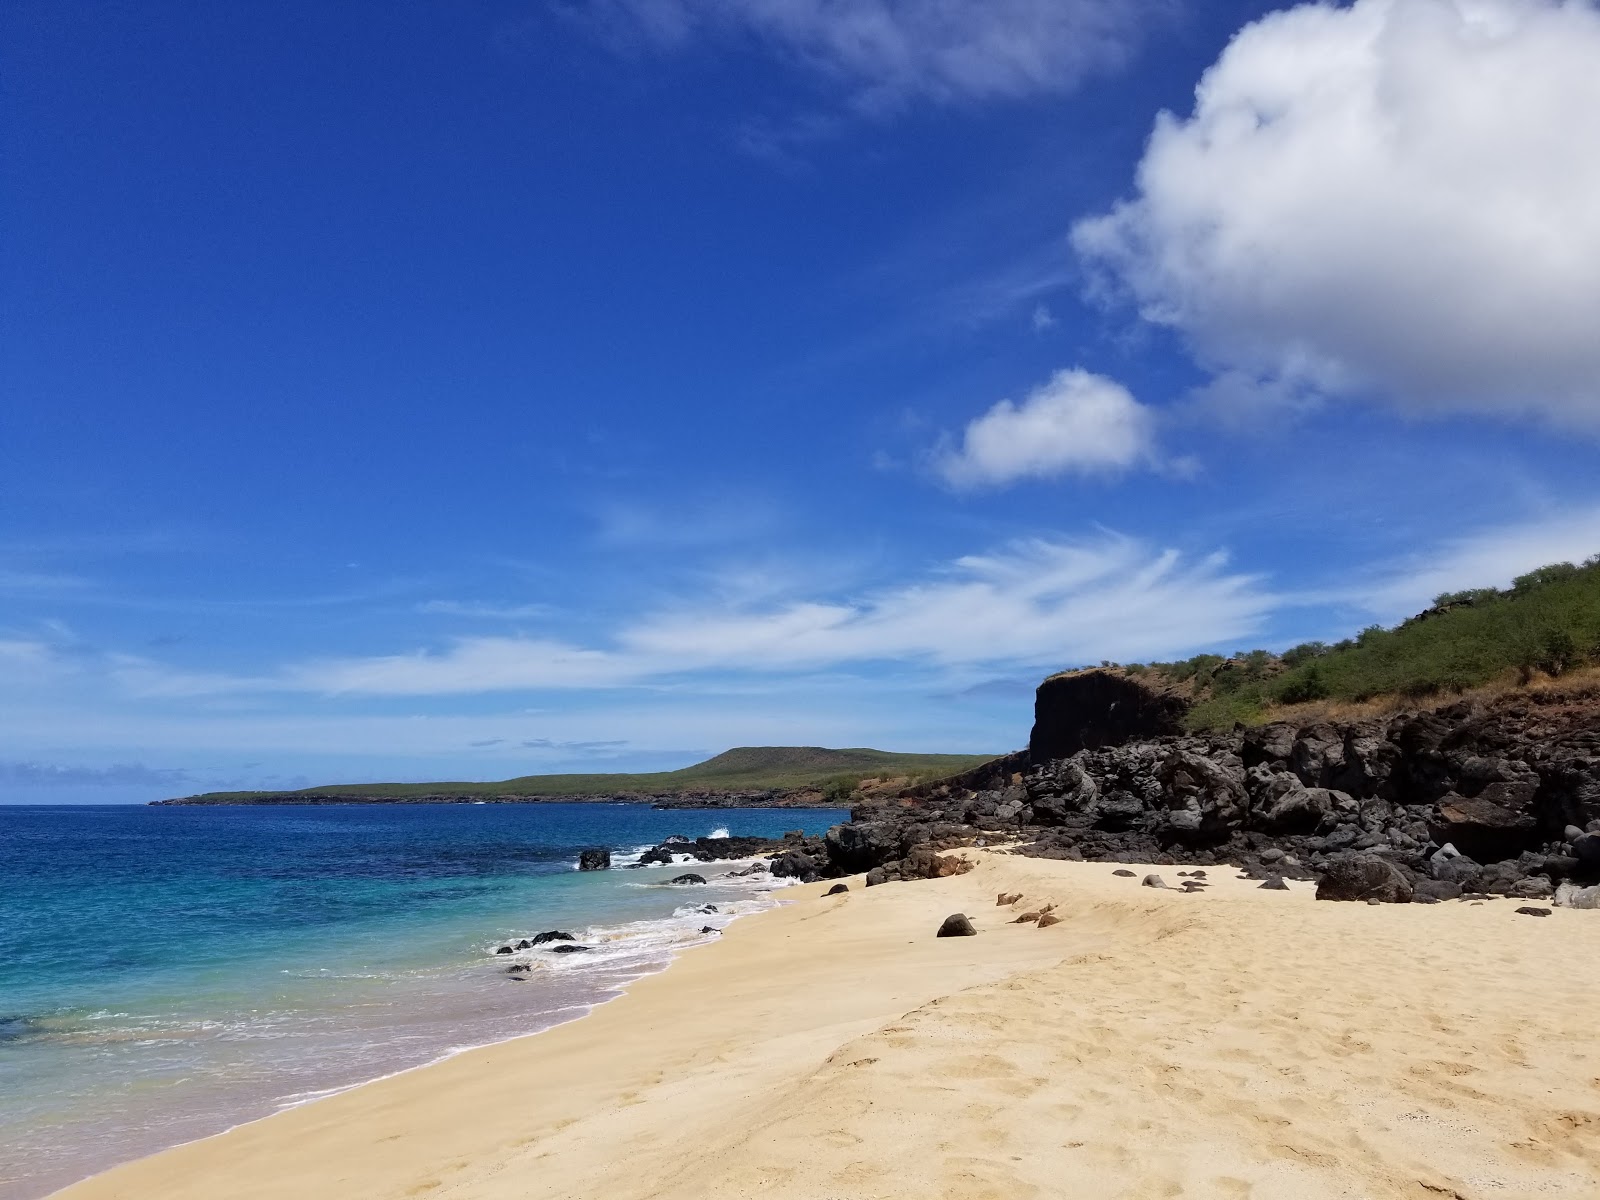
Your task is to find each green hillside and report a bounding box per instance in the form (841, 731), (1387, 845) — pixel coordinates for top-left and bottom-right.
(165, 746), (998, 805)
(1113, 555), (1600, 729)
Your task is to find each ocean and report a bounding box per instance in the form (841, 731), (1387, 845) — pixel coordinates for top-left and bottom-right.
(0, 802), (848, 1200)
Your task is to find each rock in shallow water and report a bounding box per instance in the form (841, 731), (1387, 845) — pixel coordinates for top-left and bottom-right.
(936, 913), (977, 937)
(578, 847), (611, 872)
(548, 943), (590, 954)
(669, 873), (707, 885)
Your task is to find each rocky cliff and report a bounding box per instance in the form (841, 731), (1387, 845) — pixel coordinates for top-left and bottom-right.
(1027, 669), (1188, 761)
(767, 678), (1600, 905)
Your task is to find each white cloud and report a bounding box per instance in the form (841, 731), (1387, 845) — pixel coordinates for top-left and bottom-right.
(1030, 303), (1056, 332)
(935, 368), (1157, 488)
(1072, 0), (1600, 426)
(108, 533), (1272, 697)
(562, 0), (1163, 109)
(1351, 503), (1600, 617)
(416, 600), (553, 620)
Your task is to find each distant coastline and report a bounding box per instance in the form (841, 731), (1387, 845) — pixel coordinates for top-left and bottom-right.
(153, 746), (998, 807)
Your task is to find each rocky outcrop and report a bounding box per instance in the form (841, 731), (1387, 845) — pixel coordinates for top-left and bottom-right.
(1315, 857), (1414, 903)
(807, 690), (1600, 904)
(1028, 670), (1189, 763)
(578, 848), (611, 871)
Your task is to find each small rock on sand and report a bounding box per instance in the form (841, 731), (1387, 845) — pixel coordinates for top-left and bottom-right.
(936, 913), (977, 937)
(1258, 877), (1290, 891)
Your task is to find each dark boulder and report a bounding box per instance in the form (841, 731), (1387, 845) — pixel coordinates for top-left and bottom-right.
(1258, 876), (1290, 891)
(1412, 878), (1462, 901)
(548, 944), (590, 953)
(531, 930), (575, 945)
(495, 944), (514, 955)
(1573, 833), (1600, 871)
(669, 873), (707, 885)
(578, 847), (611, 871)
(1028, 670), (1188, 762)
(770, 849), (826, 882)
(1158, 749), (1247, 839)
(935, 913), (977, 937)
(1290, 724), (1346, 788)
(1241, 723), (1296, 769)
(824, 821), (899, 874)
(1315, 857), (1413, 903)
(1431, 792), (1541, 862)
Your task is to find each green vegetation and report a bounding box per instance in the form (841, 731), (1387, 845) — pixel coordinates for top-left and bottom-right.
(168, 746), (997, 805)
(1135, 555), (1600, 731)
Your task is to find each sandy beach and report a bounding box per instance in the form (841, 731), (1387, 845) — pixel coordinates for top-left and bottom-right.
(49, 854), (1600, 1200)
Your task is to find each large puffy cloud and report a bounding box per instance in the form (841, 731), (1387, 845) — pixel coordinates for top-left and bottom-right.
(1072, 0), (1600, 426)
(936, 369), (1157, 488)
(560, 0), (1162, 108)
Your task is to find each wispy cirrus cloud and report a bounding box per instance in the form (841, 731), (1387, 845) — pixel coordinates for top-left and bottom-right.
(107, 532), (1273, 697)
(554, 0), (1170, 112)
(1346, 503), (1600, 620)
(417, 600), (553, 620)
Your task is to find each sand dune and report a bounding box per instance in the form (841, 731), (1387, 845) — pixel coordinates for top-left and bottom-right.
(51, 856), (1600, 1200)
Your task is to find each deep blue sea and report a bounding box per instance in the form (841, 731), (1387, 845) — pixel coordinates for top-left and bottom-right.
(0, 803), (846, 1200)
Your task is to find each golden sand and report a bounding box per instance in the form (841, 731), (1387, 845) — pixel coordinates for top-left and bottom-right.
(51, 856), (1600, 1199)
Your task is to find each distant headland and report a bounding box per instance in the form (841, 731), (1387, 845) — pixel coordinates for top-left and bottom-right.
(153, 746), (997, 807)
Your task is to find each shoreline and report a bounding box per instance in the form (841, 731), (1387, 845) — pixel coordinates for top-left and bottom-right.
(24, 855), (799, 1200)
(46, 854), (1600, 1199)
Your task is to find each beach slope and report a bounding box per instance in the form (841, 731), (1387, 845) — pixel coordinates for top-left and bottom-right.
(52, 857), (1600, 1199)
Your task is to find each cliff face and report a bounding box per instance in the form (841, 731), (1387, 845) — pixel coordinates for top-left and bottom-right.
(800, 687), (1600, 903)
(1027, 670), (1189, 762)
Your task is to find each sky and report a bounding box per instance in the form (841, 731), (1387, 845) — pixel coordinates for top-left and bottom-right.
(5, 0), (1600, 803)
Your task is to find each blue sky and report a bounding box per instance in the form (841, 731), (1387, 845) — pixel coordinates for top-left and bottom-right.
(6, 0), (1600, 802)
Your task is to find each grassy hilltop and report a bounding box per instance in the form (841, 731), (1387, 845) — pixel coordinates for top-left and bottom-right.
(1086, 556), (1600, 730)
(165, 746), (998, 805)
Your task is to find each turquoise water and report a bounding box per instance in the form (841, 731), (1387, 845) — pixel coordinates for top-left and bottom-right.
(0, 803), (846, 1200)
